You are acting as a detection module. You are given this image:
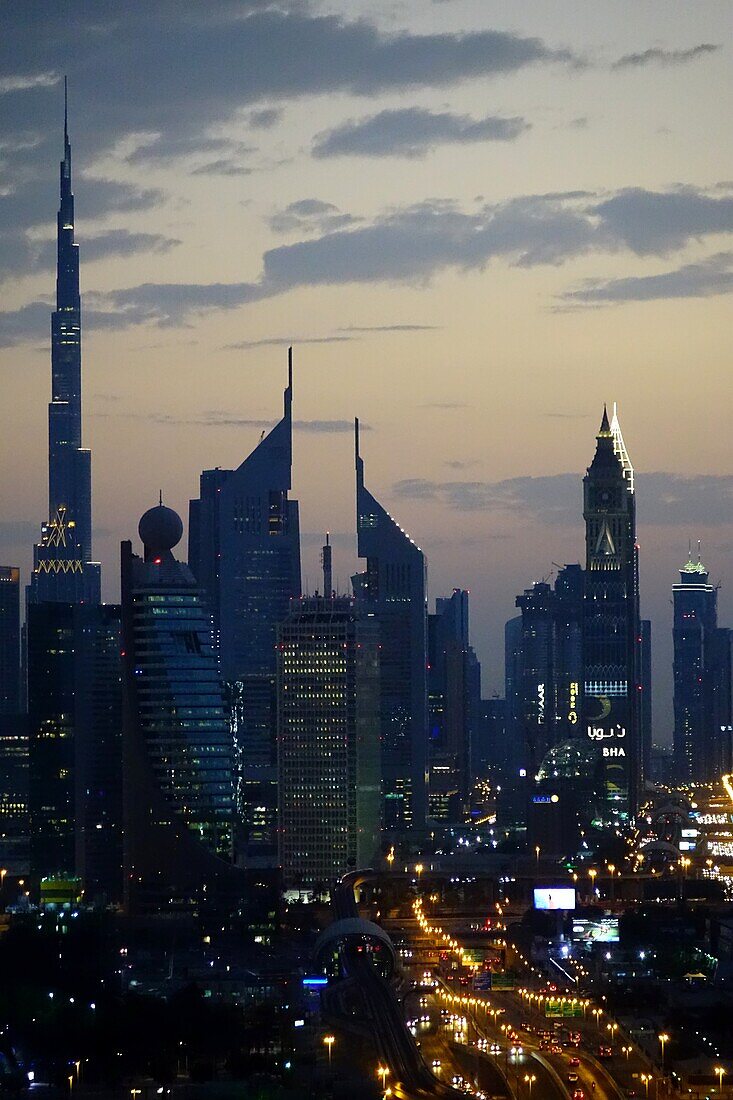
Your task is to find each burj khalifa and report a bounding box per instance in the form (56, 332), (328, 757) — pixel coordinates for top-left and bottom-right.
(28, 82), (100, 605)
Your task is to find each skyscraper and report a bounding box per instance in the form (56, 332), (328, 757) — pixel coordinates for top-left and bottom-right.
(513, 565), (583, 778)
(121, 504), (237, 915)
(354, 420), (428, 832)
(189, 354), (301, 864)
(673, 551), (731, 782)
(0, 567), (28, 874)
(0, 568), (20, 715)
(583, 405), (641, 819)
(28, 81), (100, 606)
(427, 589), (481, 821)
(277, 596), (380, 889)
(27, 602), (76, 878)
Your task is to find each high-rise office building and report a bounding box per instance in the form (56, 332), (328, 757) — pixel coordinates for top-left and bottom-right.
(504, 614), (526, 778)
(27, 602), (76, 878)
(28, 82), (100, 606)
(74, 604), (123, 902)
(277, 596), (380, 888)
(0, 569), (27, 874)
(673, 551), (731, 782)
(26, 601), (123, 892)
(121, 504), (238, 915)
(189, 355), (301, 865)
(512, 565), (584, 779)
(427, 589), (481, 821)
(583, 406), (641, 819)
(354, 420), (428, 833)
(640, 619), (652, 777)
(0, 568), (21, 714)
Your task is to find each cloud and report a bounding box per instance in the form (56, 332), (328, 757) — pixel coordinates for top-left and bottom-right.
(0, 6), (574, 194)
(312, 107), (529, 158)
(338, 323), (440, 332)
(393, 472), (733, 526)
(225, 335), (357, 350)
(113, 410), (366, 434)
(190, 159), (253, 177)
(590, 187), (733, 255)
(564, 252), (733, 304)
(0, 71), (59, 94)
(247, 107), (282, 129)
(421, 401), (468, 409)
(4, 186), (732, 339)
(613, 44), (720, 70)
(269, 199), (357, 234)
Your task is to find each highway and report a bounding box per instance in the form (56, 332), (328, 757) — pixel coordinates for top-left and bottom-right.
(326, 872), (469, 1098)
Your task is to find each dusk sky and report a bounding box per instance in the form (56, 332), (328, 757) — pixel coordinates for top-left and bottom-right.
(1, 1), (732, 741)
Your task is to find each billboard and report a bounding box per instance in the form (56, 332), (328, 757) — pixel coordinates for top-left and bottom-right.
(572, 917), (619, 944)
(533, 887), (576, 911)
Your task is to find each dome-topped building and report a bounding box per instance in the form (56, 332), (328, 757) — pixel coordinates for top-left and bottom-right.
(138, 501), (183, 562)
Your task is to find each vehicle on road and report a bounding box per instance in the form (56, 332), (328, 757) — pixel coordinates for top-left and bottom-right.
(573, 1089), (586, 1100)
(598, 1046), (613, 1060)
(567, 1073), (580, 1084)
(569, 1057), (580, 1067)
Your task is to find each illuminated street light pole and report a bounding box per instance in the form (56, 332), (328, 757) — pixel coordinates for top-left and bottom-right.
(641, 1074), (653, 1097)
(323, 1034), (335, 1068)
(715, 1067), (726, 1095)
(659, 1033), (669, 1071)
(525, 1073), (537, 1096)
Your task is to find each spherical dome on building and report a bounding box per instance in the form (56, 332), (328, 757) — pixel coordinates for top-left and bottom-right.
(138, 503), (183, 554)
(537, 738), (600, 782)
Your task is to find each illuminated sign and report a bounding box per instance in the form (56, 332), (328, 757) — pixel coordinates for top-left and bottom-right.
(533, 887), (576, 911)
(568, 682), (579, 725)
(587, 724), (626, 741)
(533, 794), (560, 804)
(538, 683), (545, 724)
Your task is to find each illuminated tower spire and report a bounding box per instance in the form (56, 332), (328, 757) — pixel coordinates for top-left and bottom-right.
(29, 81), (100, 604)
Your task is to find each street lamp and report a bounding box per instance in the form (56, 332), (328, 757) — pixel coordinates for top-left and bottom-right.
(658, 1033), (669, 1070)
(323, 1034), (335, 1067)
(641, 1075), (653, 1097)
(415, 863), (424, 883)
(622, 1045), (631, 1060)
(525, 1073), (537, 1096)
(715, 1067), (726, 1094)
(386, 846), (395, 869)
(377, 1065), (390, 1091)
(592, 1008), (603, 1030)
(535, 846), (541, 866)
(607, 1022), (618, 1047)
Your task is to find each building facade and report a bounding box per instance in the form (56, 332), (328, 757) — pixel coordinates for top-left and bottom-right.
(427, 589), (481, 821)
(189, 355), (301, 865)
(673, 552), (731, 782)
(277, 597), (380, 888)
(354, 420), (428, 833)
(121, 504), (238, 915)
(582, 406), (641, 820)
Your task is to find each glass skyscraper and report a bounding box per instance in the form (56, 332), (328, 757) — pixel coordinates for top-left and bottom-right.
(188, 355), (301, 865)
(354, 420), (428, 833)
(673, 551), (731, 782)
(28, 82), (100, 606)
(121, 504), (237, 915)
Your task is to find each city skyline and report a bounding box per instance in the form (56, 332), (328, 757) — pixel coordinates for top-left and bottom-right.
(1, 2), (732, 739)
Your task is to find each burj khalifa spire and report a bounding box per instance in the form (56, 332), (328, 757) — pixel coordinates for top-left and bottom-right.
(29, 80), (100, 604)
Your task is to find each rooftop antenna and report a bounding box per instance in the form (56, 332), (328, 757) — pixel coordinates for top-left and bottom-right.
(322, 532), (333, 598)
(64, 75), (68, 142)
(159, 489), (163, 507)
